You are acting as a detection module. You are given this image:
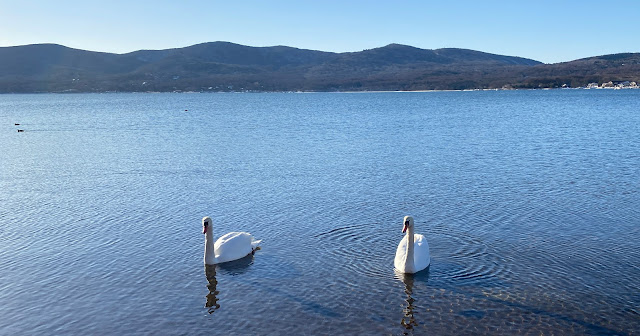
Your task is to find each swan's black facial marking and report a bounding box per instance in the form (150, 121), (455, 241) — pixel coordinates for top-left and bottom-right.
(203, 220), (209, 234)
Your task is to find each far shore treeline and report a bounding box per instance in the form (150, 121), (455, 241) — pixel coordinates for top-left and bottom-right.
(1, 42), (639, 93)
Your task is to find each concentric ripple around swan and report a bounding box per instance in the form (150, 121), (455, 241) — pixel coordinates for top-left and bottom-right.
(428, 225), (513, 287)
(314, 223), (393, 278)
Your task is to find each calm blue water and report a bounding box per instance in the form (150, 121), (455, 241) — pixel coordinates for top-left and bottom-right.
(1, 90), (639, 335)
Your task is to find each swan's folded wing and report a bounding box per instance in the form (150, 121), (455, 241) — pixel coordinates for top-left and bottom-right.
(214, 232), (253, 263)
(413, 234), (431, 271)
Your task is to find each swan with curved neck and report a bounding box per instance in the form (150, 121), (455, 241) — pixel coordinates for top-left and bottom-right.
(394, 216), (430, 274)
(203, 216), (261, 265)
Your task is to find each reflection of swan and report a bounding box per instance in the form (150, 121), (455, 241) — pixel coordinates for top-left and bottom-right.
(217, 253), (256, 275)
(398, 273), (418, 332)
(202, 216), (261, 265)
(204, 264), (220, 314)
(203, 253), (256, 314)
(394, 216), (430, 274)
(396, 269), (429, 334)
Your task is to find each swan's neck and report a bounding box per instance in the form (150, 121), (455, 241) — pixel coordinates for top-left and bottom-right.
(404, 226), (416, 273)
(204, 230), (216, 264)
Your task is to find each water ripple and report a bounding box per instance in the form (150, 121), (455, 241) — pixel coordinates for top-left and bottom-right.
(2, 91), (639, 335)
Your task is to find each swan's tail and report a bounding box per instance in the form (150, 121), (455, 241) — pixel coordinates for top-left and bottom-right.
(251, 239), (262, 250)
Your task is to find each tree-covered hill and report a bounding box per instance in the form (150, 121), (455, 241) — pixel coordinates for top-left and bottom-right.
(0, 42), (637, 92)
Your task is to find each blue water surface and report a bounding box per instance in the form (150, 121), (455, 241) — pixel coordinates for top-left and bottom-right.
(1, 90), (638, 335)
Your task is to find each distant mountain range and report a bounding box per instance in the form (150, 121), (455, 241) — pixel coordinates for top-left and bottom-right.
(0, 42), (638, 92)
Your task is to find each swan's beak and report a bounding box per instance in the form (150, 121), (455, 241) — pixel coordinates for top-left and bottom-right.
(202, 224), (208, 234)
(402, 223), (408, 234)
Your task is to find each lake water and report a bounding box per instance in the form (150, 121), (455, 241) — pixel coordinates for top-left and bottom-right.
(1, 90), (638, 335)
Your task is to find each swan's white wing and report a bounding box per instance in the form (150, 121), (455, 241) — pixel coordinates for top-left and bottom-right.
(214, 232), (254, 264)
(394, 235), (409, 272)
(413, 234), (431, 272)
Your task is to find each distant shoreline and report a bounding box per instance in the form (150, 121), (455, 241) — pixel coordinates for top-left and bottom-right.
(2, 86), (639, 95)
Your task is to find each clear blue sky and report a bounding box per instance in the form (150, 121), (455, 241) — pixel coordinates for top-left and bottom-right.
(1, 0), (638, 64)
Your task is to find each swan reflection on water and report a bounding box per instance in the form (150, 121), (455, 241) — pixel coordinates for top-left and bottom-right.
(204, 252), (256, 314)
(396, 268), (430, 334)
(204, 264), (220, 314)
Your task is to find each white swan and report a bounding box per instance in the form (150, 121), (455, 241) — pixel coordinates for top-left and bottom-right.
(203, 216), (261, 265)
(394, 216), (430, 274)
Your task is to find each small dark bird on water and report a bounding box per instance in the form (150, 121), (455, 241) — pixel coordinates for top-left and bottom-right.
(15, 123), (20, 126)
(17, 129), (24, 132)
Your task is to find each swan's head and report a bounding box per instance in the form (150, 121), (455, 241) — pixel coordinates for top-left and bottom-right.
(202, 216), (212, 234)
(402, 216), (414, 233)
